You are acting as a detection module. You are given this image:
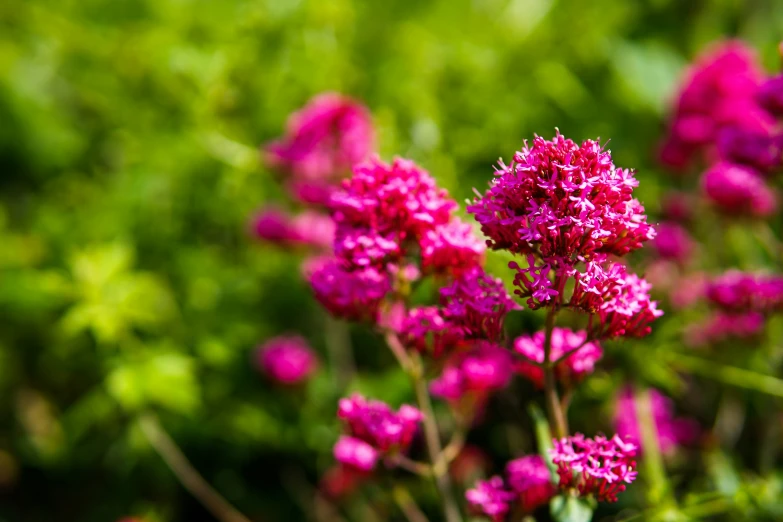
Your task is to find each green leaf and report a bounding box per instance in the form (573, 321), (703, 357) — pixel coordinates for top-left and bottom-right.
(529, 403), (558, 481)
(551, 495), (595, 522)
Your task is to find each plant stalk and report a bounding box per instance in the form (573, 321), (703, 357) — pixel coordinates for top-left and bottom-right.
(138, 413), (252, 522)
(542, 307), (568, 439)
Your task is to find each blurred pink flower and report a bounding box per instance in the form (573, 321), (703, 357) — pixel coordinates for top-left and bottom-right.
(333, 436), (379, 472)
(430, 342), (512, 403)
(702, 162), (777, 216)
(251, 207), (334, 249)
(614, 387), (699, 454)
(505, 455), (556, 513)
(256, 335), (318, 385)
(265, 93), (374, 182)
(466, 476), (516, 522)
(653, 222), (694, 263)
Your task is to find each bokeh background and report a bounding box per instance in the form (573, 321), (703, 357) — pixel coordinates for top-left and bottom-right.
(2, 0), (783, 521)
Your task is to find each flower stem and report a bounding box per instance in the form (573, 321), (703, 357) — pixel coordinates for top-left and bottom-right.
(138, 413), (252, 522)
(633, 386), (670, 505)
(542, 307), (568, 439)
(393, 484), (432, 522)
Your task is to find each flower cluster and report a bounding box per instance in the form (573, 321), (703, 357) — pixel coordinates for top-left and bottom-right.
(513, 328), (602, 388)
(706, 271), (783, 314)
(701, 162), (777, 216)
(465, 455), (555, 520)
(256, 335), (318, 385)
(652, 222), (694, 263)
(659, 41), (774, 170)
(401, 267), (516, 356)
(334, 394), (423, 472)
(252, 208), (335, 249)
(686, 311), (765, 346)
(266, 93), (374, 192)
(614, 387), (699, 454)
(309, 259), (391, 322)
(468, 132), (654, 260)
(550, 434), (638, 503)
(469, 132), (660, 341)
(430, 342), (512, 406)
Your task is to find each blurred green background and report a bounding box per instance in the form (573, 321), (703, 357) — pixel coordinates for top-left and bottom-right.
(1, 0), (783, 521)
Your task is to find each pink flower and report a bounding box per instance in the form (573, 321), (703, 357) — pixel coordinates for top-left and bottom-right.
(506, 455), (556, 513)
(330, 156), (456, 252)
(400, 306), (461, 358)
(265, 93), (374, 181)
(252, 207), (335, 249)
(466, 476), (516, 522)
(308, 258), (391, 322)
(757, 74), (783, 117)
(333, 436), (379, 472)
(706, 271), (783, 313)
(256, 335), (318, 385)
(430, 343), (512, 402)
(717, 128), (783, 174)
(514, 328), (602, 388)
(420, 219), (486, 275)
(614, 387), (699, 454)
(653, 222), (694, 263)
(660, 41), (774, 170)
(685, 311), (765, 346)
(337, 394), (423, 457)
(439, 266), (517, 343)
(593, 271), (663, 339)
(550, 433), (638, 503)
(468, 132), (654, 260)
(702, 162), (777, 216)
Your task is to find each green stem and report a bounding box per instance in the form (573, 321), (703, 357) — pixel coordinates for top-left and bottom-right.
(543, 307), (567, 439)
(138, 413), (252, 522)
(393, 484), (431, 522)
(666, 352), (783, 397)
(633, 386), (670, 505)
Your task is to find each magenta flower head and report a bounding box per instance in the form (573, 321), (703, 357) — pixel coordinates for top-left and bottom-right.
(705, 271), (783, 313)
(702, 162), (777, 216)
(252, 207), (335, 249)
(468, 132), (654, 259)
(757, 74), (783, 117)
(465, 476), (516, 522)
(400, 306), (461, 358)
(506, 455), (556, 513)
(660, 41), (773, 170)
(265, 93), (374, 182)
(686, 311), (765, 346)
(439, 266), (517, 343)
(333, 435), (379, 472)
(256, 335), (318, 385)
(717, 127), (783, 174)
(420, 218), (486, 275)
(514, 328), (602, 388)
(653, 222), (694, 263)
(308, 258), (391, 322)
(336, 394), (423, 462)
(593, 271), (664, 339)
(430, 342), (512, 403)
(614, 387), (699, 455)
(550, 433), (638, 503)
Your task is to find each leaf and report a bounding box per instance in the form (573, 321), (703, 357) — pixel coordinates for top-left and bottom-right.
(528, 403), (558, 481)
(551, 495), (594, 522)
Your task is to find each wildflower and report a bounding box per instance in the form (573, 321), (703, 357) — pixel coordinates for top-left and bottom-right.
(430, 342), (513, 402)
(705, 271), (783, 313)
(757, 74), (783, 117)
(420, 219), (486, 275)
(256, 335), (318, 385)
(400, 306), (460, 358)
(506, 455), (556, 512)
(468, 132), (654, 260)
(652, 222), (694, 263)
(614, 387), (699, 454)
(465, 476), (516, 522)
(330, 156), (456, 255)
(685, 311), (765, 346)
(336, 394), (423, 460)
(333, 436), (379, 472)
(513, 328), (602, 388)
(592, 271), (663, 339)
(439, 266), (517, 343)
(660, 41), (773, 170)
(252, 208), (335, 249)
(265, 93), (374, 181)
(717, 128), (783, 174)
(550, 433), (638, 503)
(308, 258), (391, 322)
(702, 162), (777, 216)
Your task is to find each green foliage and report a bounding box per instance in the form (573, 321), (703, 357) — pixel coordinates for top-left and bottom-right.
(1, 0), (783, 521)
